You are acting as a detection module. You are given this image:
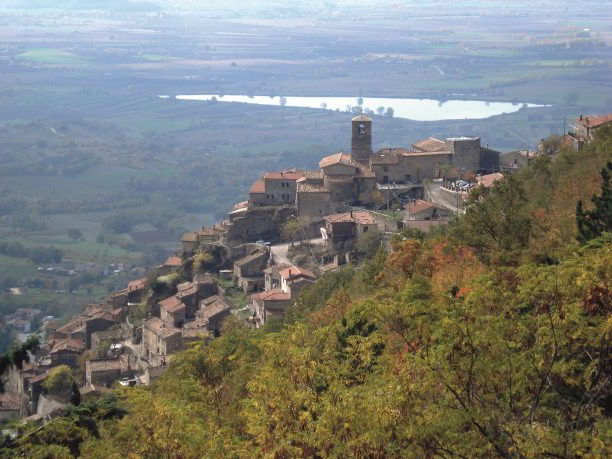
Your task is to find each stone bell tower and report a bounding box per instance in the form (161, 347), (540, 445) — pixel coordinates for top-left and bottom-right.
(351, 114), (372, 164)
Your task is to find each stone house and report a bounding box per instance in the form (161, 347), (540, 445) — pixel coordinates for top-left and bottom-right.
(197, 296), (231, 336)
(85, 354), (131, 388)
(499, 150), (538, 173)
(571, 113), (612, 142)
(193, 273), (219, 299)
(48, 338), (85, 368)
(233, 249), (269, 293)
(90, 326), (124, 356)
(477, 173), (504, 188)
(0, 393), (21, 422)
(142, 317), (182, 359)
(324, 211), (378, 246)
(251, 290), (292, 328)
(278, 266), (316, 298)
(127, 278), (147, 304)
(180, 232), (198, 255)
(176, 281), (201, 319)
(404, 200), (451, 221)
(156, 256), (182, 276)
(252, 265), (316, 327)
(159, 295), (186, 327)
(248, 170), (306, 208)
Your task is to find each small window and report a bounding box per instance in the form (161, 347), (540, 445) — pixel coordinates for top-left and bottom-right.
(271, 194), (274, 199)
(363, 226), (369, 233)
(359, 123), (366, 134)
(383, 166), (388, 172)
(405, 174), (411, 182)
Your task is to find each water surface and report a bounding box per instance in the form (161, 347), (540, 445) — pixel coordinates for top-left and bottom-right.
(166, 94), (546, 121)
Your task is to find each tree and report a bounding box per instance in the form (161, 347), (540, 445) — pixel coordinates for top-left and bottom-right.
(43, 365), (76, 401)
(281, 218), (302, 244)
(576, 161), (612, 243)
(384, 107), (394, 118)
(67, 228), (84, 241)
(70, 382), (81, 406)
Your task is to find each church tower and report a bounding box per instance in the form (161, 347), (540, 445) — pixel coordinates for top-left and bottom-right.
(351, 114), (372, 163)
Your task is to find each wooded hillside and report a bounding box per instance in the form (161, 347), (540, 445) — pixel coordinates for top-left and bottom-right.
(3, 129), (611, 458)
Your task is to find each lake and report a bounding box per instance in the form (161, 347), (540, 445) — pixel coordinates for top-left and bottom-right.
(164, 94), (546, 121)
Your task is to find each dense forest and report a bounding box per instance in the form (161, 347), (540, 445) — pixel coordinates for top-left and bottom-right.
(2, 129), (611, 457)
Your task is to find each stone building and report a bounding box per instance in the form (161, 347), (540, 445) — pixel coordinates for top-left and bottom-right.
(197, 296), (231, 337)
(233, 248), (269, 292)
(85, 355), (131, 388)
(245, 115), (500, 228)
(571, 114), (612, 142)
(158, 296), (186, 327)
(251, 264), (316, 328)
(142, 317), (183, 359)
(324, 211), (378, 246)
(404, 200), (451, 221)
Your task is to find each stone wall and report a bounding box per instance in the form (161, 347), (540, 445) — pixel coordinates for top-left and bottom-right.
(226, 206), (296, 243)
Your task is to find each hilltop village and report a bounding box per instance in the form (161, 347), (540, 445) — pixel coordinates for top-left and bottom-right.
(2, 112), (610, 423)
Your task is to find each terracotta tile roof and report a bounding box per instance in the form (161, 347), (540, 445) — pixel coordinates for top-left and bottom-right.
(319, 152), (355, 169)
(279, 266), (316, 281)
(264, 171), (305, 180)
(198, 298), (230, 321)
(0, 393), (22, 411)
(128, 278), (146, 292)
(159, 296), (185, 314)
(324, 211), (376, 225)
(55, 320), (85, 336)
(477, 173), (504, 188)
(144, 317), (181, 338)
(50, 338), (85, 354)
(177, 282), (198, 296)
(252, 289), (291, 302)
(181, 319), (209, 339)
(325, 174), (355, 183)
(301, 170), (324, 180)
(235, 250), (268, 267)
(88, 355), (129, 373)
(352, 114), (372, 122)
(370, 149), (400, 165)
(249, 179), (265, 194)
(297, 182), (329, 193)
(164, 256), (182, 267)
(200, 295), (224, 307)
(181, 232), (198, 242)
(405, 199), (447, 214)
(575, 114), (612, 128)
(412, 137), (446, 152)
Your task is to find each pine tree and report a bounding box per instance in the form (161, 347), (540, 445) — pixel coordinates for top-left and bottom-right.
(576, 161), (612, 243)
(71, 382), (81, 406)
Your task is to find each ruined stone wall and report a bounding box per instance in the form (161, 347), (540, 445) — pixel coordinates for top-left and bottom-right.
(297, 192), (334, 226)
(226, 206), (296, 243)
(447, 138), (481, 172)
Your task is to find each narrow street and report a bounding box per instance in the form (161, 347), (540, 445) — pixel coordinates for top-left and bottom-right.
(425, 180), (465, 214)
(270, 238), (325, 266)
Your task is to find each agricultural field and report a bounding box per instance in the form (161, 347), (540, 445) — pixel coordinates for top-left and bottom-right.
(0, 0), (610, 321)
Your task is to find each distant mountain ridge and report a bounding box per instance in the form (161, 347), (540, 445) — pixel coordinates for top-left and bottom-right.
(1, 0), (161, 12)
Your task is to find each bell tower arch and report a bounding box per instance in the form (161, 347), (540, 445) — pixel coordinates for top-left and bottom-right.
(351, 114), (372, 163)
